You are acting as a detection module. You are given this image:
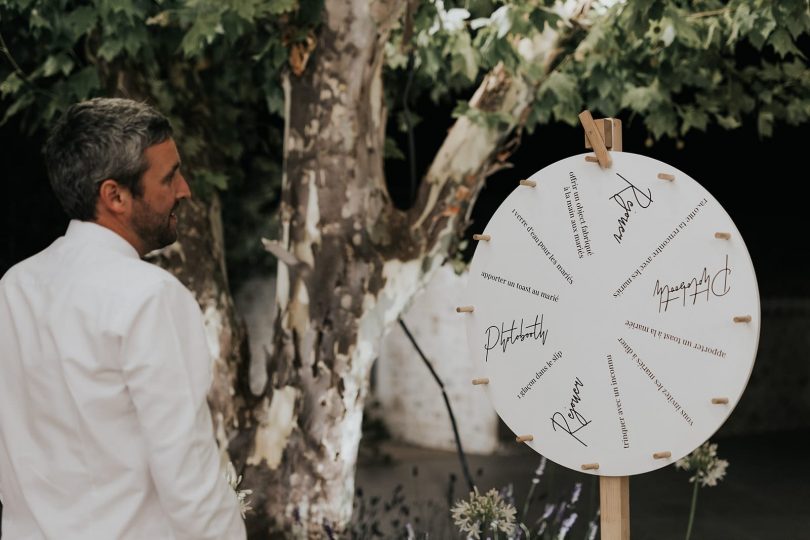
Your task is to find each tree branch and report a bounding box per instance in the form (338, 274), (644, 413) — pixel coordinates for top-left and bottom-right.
(407, 31), (564, 249)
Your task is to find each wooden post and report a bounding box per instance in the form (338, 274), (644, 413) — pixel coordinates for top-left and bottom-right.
(600, 476), (630, 539)
(579, 111), (629, 539)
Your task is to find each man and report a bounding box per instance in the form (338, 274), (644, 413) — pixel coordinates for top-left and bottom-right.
(0, 98), (246, 539)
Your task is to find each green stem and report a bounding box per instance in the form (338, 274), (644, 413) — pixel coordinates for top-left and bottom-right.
(521, 480), (537, 524)
(0, 31), (27, 77)
(685, 481), (700, 540)
(0, 30), (54, 98)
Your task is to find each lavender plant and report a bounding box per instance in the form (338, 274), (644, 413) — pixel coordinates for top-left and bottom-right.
(349, 467), (460, 539)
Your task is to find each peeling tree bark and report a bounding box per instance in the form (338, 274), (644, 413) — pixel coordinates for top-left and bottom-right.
(240, 1), (411, 536)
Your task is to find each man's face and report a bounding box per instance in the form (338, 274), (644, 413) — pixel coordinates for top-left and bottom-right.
(130, 139), (191, 253)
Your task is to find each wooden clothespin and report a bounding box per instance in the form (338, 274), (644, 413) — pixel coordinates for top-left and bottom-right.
(579, 111), (622, 168)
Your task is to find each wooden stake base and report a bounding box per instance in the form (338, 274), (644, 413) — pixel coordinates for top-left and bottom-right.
(599, 476), (630, 540)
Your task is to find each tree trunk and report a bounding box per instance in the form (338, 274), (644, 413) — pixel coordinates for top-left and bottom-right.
(222, 2), (587, 536)
(147, 194), (253, 469)
(239, 1), (409, 535)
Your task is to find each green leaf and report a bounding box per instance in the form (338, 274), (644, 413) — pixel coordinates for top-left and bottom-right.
(540, 71), (577, 102)
(680, 107), (709, 135)
(728, 3), (756, 45)
(751, 9), (777, 49)
(64, 6), (98, 40)
(1, 92), (35, 125)
(0, 72), (24, 97)
(180, 8), (227, 57)
(265, 86), (284, 116)
(197, 170), (229, 190)
(29, 6), (51, 30)
(589, 67), (618, 99)
(396, 110), (422, 133)
(68, 66), (100, 100)
(98, 38), (124, 61)
(267, 0), (297, 15)
(768, 29), (804, 59)
(620, 82), (665, 113)
(667, 10), (702, 49)
(538, 71), (580, 124)
(122, 26), (147, 56)
(781, 6), (809, 40)
(449, 32), (478, 82)
(451, 101), (470, 119)
(229, 0), (260, 20)
(103, 0), (143, 21)
(715, 113), (741, 130)
(42, 53), (74, 77)
(646, 106), (677, 139)
(757, 110), (774, 137)
(528, 6), (560, 32)
(384, 137), (405, 160)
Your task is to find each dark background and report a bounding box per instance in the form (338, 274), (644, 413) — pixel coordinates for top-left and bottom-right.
(3, 112), (807, 299)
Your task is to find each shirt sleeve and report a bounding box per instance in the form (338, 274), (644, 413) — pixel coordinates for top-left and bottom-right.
(119, 280), (246, 540)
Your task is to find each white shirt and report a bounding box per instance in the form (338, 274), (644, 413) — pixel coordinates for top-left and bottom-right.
(0, 220), (246, 540)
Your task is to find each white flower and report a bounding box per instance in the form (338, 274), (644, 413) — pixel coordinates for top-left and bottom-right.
(675, 441), (729, 488)
(702, 458), (728, 487)
(224, 461), (253, 519)
(429, 1), (471, 35)
(451, 487), (516, 539)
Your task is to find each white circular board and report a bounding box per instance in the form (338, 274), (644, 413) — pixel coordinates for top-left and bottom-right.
(464, 152), (760, 476)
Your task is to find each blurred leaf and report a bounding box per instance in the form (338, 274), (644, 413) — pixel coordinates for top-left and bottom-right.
(196, 170), (229, 190)
(42, 54), (74, 77)
(64, 6), (98, 39)
(1, 93), (35, 125)
(757, 110), (774, 137)
(0, 72), (24, 97)
(68, 66), (100, 100)
(384, 137), (406, 161)
(621, 82), (665, 113)
(768, 29), (804, 58)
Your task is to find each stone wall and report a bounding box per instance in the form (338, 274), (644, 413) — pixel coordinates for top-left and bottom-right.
(376, 266), (501, 454)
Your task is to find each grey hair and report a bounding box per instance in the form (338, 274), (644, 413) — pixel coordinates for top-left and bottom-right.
(43, 97), (173, 220)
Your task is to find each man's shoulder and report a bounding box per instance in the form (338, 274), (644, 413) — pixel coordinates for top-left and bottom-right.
(82, 252), (200, 336)
(102, 253), (195, 307)
(2, 238), (194, 312)
(0, 238), (63, 291)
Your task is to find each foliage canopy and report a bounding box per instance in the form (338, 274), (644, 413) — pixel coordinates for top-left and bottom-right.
(2, 0), (808, 277)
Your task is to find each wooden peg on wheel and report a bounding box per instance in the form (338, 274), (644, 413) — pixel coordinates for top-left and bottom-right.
(580, 111), (622, 168)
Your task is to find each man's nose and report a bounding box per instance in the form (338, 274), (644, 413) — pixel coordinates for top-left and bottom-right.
(176, 173), (192, 199)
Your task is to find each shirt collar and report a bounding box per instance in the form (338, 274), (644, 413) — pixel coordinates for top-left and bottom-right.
(65, 220), (140, 260)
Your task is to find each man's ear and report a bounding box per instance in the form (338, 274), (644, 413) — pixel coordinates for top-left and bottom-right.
(97, 179), (130, 215)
